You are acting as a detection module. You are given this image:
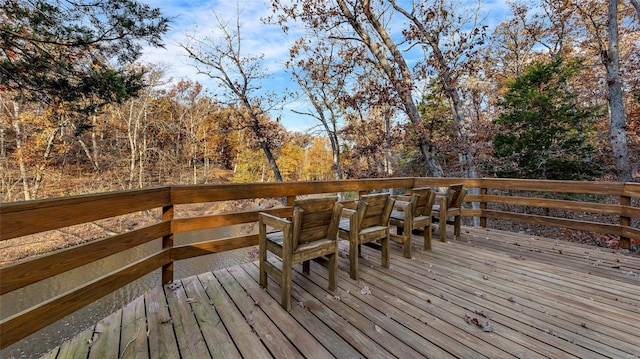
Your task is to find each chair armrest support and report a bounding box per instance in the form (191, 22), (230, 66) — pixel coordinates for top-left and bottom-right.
(259, 212), (290, 230)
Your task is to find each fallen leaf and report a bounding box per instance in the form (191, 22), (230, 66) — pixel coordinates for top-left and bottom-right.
(185, 297), (198, 304)
(374, 325), (383, 333)
(482, 322), (493, 332)
(361, 286), (372, 295)
(246, 313), (255, 326)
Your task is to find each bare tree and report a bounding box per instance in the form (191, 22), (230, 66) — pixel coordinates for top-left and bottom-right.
(574, 0), (632, 181)
(182, 6), (283, 181)
(287, 36), (349, 179)
(271, 0), (445, 176)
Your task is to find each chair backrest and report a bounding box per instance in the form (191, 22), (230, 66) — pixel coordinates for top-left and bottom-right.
(291, 197), (342, 249)
(446, 184), (466, 209)
(356, 193), (395, 229)
(411, 190), (436, 217)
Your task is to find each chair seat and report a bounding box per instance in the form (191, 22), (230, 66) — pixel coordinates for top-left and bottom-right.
(338, 218), (351, 232)
(389, 209), (405, 221)
(267, 232), (338, 261)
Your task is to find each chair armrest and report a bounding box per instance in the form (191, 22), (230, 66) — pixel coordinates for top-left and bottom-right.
(341, 208), (357, 218)
(393, 195), (412, 202)
(393, 200), (410, 211)
(259, 212), (290, 230)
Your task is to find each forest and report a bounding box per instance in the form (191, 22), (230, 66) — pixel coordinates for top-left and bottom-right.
(1, 0), (639, 203)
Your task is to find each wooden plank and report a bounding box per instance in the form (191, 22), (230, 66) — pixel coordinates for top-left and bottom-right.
(353, 255), (582, 359)
(172, 207), (291, 233)
(356, 252), (607, 359)
(241, 262), (364, 358)
(0, 251), (170, 349)
(482, 210), (620, 235)
(623, 182), (640, 197)
(214, 269), (304, 358)
(171, 178), (416, 204)
(380, 240), (637, 358)
(145, 285), (180, 358)
(164, 280), (211, 358)
(119, 295), (149, 359)
(197, 271), (272, 358)
(333, 265), (548, 359)
(308, 262), (499, 358)
(423, 238), (640, 328)
(180, 275), (241, 358)
(288, 264), (429, 358)
(1, 187), (171, 240)
(479, 195), (622, 216)
(245, 262), (391, 358)
(171, 235), (258, 261)
(55, 326), (94, 359)
(1, 222), (169, 295)
(87, 308), (122, 359)
(227, 265), (336, 358)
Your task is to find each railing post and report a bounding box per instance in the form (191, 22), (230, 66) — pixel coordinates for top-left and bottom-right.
(162, 204), (174, 284)
(286, 196), (295, 206)
(620, 188), (631, 250)
(480, 187), (487, 228)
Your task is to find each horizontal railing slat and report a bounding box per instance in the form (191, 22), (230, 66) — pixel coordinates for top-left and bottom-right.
(0, 250), (170, 349)
(1, 187), (171, 240)
(0, 222), (170, 295)
(172, 208), (291, 233)
(171, 235), (259, 261)
(482, 210), (621, 235)
(479, 195), (621, 216)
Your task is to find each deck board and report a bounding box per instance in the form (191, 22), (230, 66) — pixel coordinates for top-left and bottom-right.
(43, 227), (640, 358)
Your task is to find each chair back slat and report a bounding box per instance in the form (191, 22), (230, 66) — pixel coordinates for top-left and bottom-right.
(358, 193), (394, 229)
(292, 197), (339, 247)
(446, 184), (465, 208)
(412, 190), (436, 217)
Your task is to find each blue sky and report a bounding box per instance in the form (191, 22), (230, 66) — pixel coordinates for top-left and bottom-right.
(140, 0), (513, 132)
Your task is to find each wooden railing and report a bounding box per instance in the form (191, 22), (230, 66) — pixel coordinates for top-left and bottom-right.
(1, 178), (638, 349)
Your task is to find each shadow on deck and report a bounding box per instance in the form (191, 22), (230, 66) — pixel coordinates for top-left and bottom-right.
(42, 227), (640, 358)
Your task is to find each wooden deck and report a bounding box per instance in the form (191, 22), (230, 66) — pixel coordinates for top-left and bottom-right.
(42, 227), (640, 359)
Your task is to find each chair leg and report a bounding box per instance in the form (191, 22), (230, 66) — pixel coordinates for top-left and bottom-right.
(381, 233), (390, 269)
(454, 216), (461, 237)
(281, 259), (292, 311)
(350, 236), (359, 280)
(302, 260), (310, 275)
(403, 240), (411, 258)
(402, 219), (411, 258)
(259, 236), (267, 289)
(424, 224), (432, 251)
(439, 215), (447, 242)
(328, 252), (337, 291)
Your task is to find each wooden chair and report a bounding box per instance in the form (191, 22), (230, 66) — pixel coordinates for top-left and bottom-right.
(389, 188), (437, 257)
(259, 197), (343, 310)
(432, 184), (467, 242)
(339, 193), (395, 280)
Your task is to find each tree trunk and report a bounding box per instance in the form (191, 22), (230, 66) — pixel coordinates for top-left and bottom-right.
(13, 120), (31, 201)
(606, 0), (632, 182)
(338, 0), (444, 177)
